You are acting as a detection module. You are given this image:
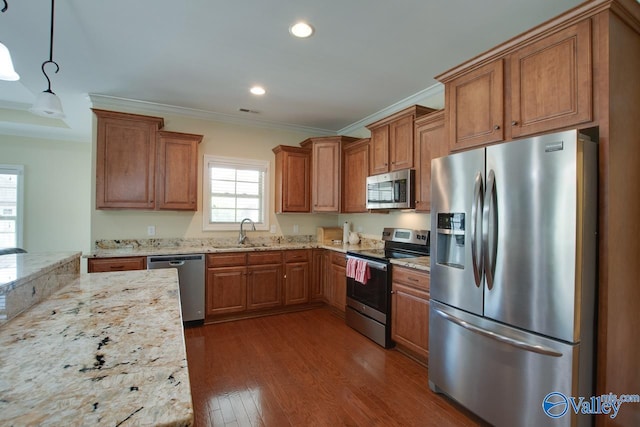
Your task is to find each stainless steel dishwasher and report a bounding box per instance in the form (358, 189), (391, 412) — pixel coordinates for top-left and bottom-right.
(147, 254), (205, 324)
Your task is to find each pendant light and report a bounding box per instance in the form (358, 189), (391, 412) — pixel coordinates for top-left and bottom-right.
(30, 0), (64, 118)
(0, 1), (20, 81)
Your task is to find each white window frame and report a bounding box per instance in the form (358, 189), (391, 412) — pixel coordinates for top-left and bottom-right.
(202, 155), (270, 231)
(0, 164), (24, 249)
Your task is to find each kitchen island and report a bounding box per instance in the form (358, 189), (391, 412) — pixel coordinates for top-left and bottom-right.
(0, 267), (193, 426)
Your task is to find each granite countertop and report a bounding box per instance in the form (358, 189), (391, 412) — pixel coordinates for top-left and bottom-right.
(0, 268), (193, 426)
(86, 241), (372, 258)
(390, 256), (431, 272)
(0, 251), (81, 292)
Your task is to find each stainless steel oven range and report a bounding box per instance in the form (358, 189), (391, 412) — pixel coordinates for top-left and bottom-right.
(345, 227), (429, 348)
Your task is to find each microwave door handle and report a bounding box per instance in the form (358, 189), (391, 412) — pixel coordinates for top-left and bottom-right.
(393, 181), (400, 202)
(471, 172), (484, 288)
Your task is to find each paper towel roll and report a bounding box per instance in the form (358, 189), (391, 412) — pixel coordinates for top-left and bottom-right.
(343, 221), (350, 243)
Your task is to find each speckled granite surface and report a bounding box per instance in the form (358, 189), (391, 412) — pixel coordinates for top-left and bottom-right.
(86, 236), (383, 258)
(390, 256), (431, 272)
(0, 252), (81, 324)
(0, 268), (193, 426)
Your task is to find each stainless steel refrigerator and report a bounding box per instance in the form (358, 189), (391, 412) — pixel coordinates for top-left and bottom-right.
(429, 130), (597, 426)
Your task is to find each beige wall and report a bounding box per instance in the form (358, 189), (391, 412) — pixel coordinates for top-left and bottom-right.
(0, 134), (92, 255)
(90, 111), (341, 242)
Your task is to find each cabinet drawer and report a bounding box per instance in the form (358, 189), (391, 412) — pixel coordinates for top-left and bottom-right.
(248, 251), (283, 265)
(207, 253), (247, 268)
(392, 266), (430, 292)
(88, 256), (146, 273)
(330, 251), (346, 267)
(284, 249), (310, 263)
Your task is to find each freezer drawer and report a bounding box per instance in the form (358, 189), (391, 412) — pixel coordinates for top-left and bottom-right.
(429, 301), (592, 427)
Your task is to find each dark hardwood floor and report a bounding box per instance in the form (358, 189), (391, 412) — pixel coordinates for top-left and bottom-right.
(184, 307), (482, 427)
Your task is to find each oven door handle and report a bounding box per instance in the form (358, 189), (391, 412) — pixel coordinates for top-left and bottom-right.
(346, 255), (388, 271)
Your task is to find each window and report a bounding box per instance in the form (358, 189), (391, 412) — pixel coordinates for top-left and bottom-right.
(203, 155), (269, 231)
(0, 165), (24, 249)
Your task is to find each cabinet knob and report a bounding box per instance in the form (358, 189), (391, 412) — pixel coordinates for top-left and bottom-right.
(390, 290), (396, 294)
(511, 121), (519, 126)
(493, 125), (501, 130)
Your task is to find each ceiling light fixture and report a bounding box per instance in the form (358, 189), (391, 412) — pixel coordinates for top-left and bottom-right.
(30, 0), (65, 118)
(289, 22), (314, 38)
(0, 1), (20, 81)
(250, 86), (266, 95)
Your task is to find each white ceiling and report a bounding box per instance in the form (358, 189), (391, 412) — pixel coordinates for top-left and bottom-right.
(0, 0), (585, 142)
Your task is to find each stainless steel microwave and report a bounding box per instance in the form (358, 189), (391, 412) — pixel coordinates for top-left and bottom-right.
(366, 169), (415, 209)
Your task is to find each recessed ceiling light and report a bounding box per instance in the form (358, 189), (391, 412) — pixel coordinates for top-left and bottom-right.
(250, 86), (266, 95)
(289, 22), (314, 38)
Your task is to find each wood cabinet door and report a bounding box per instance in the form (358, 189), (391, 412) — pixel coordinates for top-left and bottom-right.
(341, 139), (369, 213)
(247, 264), (282, 310)
(88, 257), (146, 273)
(329, 263), (347, 312)
(391, 282), (430, 362)
(509, 20), (592, 138)
(94, 110), (163, 209)
(447, 59), (504, 151)
(414, 111), (446, 212)
(156, 131), (201, 211)
(369, 125), (390, 175)
(311, 141), (341, 212)
(389, 114), (415, 171)
(311, 249), (326, 302)
(275, 147), (311, 213)
(206, 266), (247, 317)
(284, 262), (310, 305)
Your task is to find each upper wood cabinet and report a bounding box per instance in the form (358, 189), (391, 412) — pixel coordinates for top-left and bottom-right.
(445, 60), (505, 151)
(509, 20), (592, 138)
(94, 109), (164, 209)
(156, 131), (203, 211)
(272, 145), (311, 213)
(300, 136), (358, 213)
(93, 109), (202, 211)
(341, 138), (370, 213)
(440, 19), (592, 151)
(366, 105), (435, 174)
(414, 111), (446, 212)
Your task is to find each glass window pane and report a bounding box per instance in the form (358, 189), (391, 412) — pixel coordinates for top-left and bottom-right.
(237, 169), (260, 182)
(211, 180), (236, 194)
(211, 197), (236, 209)
(211, 209), (236, 222)
(237, 198), (259, 209)
(211, 167), (236, 181)
(237, 182), (259, 196)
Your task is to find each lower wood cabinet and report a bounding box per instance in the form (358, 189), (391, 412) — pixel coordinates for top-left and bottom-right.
(326, 252), (347, 312)
(284, 250), (310, 305)
(247, 252), (283, 311)
(88, 256), (146, 273)
(391, 266), (430, 365)
(311, 249), (328, 302)
(206, 249), (315, 322)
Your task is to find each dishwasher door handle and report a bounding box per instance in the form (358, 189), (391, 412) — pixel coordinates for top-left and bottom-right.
(169, 260), (185, 267)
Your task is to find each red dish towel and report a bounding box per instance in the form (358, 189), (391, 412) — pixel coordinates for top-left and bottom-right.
(355, 259), (370, 285)
(346, 257), (357, 279)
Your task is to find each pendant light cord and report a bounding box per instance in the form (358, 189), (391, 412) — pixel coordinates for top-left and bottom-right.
(41, 0), (59, 93)
(1, 1), (7, 14)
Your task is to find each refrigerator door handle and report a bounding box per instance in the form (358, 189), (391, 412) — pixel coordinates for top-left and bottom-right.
(471, 172), (484, 287)
(433, 308), (563, 357)
(482, 169), (498, 290)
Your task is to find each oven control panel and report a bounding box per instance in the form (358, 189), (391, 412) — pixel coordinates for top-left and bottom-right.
(382, 227), (429, 246)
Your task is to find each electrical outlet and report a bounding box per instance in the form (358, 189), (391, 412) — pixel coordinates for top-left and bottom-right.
(147, 225), (156, 236)
(293, 224), (299, 234)
(357, 226), (363, 232)
(270, 225), (277, 233)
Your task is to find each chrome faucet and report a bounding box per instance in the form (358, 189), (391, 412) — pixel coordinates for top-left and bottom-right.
(238, 218), (256, 244)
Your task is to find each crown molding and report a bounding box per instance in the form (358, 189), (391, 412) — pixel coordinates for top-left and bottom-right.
(88, 94), (337, 136)
(338, 83), (444, 136)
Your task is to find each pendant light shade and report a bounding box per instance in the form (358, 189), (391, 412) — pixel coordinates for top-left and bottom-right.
(31, 0), (65, 119)
(0, 41), (19, 81)
(29, 89), (64, 118)
(0, 2), (19, 81)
